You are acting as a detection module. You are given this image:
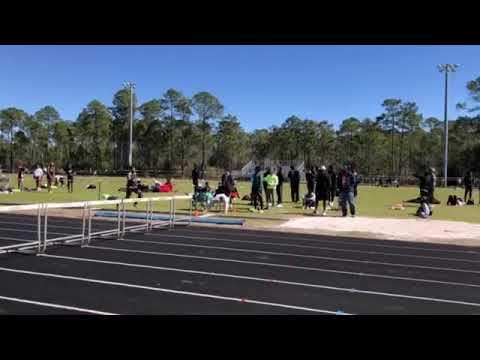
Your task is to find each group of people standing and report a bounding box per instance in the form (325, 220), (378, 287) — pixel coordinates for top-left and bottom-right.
(16, 162), (74, 193)
(250, 163), (358, 217)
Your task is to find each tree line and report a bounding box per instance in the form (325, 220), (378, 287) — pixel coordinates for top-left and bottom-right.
(1, 78), (480, 178)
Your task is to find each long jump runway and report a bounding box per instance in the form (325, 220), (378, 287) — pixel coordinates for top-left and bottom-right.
(1, 212), (480, 315)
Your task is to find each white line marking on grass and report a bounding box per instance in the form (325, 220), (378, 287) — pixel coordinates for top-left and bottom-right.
(119, 238), (480, 274)
(0, 266), (341, 315)
(0, 295), (117, 315)
(176, 228), (480, 255)
(84, 244), (480, 289)
(42, 250), (480, 309)
(134, 233), (480, 264)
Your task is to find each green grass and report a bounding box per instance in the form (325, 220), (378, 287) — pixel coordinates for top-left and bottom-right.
(1, 174), (479, 223)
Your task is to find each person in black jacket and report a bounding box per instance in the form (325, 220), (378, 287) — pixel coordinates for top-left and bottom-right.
(276, 167), (284, 208)
(66, 163), (74, 193)
(327, 165), (337, 208)
(314, 165), (331, 216)
(305, 167), (315, 194)
(288, 165), (300, 203)
(337, 164), (356, 217)
(192, 164), (200, 190)
(464, 170), (474, 203)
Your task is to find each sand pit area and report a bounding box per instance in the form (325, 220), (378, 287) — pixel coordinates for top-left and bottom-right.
(278, 216), (480, 246)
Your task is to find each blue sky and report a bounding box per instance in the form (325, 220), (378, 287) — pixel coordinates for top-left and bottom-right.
(0, 45), (479, 131)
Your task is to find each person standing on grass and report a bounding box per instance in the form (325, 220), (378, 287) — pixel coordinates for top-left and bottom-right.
(276, 166), (284, 208)
(288, 165), (300, 203)
(192, 164), (200, 190)
(251, 166), (264, 213)
(327, 165), (337, 209)
(66, 163), (74, 193)
(305, 167), (316, 194)
(337, 164), (356, 217)
(464, 170), (474, 203)
(265, 169), (279, 209)
(46, 162), (55, 193)
(262, 168), (271, 207)
(425, 167), (436, 204)
(33, 164), (43, 191)
(126, 167), (143, 205)
(314, 165), (331, 216)
(17, 162), (25, 191)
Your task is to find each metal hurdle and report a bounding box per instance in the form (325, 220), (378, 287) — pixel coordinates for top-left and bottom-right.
(0, 195), (193, 255)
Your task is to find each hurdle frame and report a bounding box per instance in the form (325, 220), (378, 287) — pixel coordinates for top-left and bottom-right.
(0, 195), (192, 255)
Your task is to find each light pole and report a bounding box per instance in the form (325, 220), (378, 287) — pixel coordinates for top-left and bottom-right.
(123, 81), (135, 169)
(437, 64), (458, 187)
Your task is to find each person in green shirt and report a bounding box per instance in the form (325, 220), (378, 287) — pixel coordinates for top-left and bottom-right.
(265, 169), (279, 209)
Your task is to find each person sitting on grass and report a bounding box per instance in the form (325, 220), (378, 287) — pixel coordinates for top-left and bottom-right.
(150, 178), (174, 193)
(303, 192), (316, 210)
(416, 191), (433, 219)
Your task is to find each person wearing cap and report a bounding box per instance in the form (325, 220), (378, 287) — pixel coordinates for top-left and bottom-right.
(314, 165), (331, 216)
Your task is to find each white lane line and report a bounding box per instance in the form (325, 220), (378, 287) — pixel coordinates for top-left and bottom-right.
(86, 245), (480, 288)
(0, 266), (341, 315)
(0, 227), (72, 237)
(38, 252), (480, 308)
(177, 228), (480, 255)
(84, 244), (480, 288)
(2, 217), (478, 257)
(134, 233), (480, 264)
(119, 238), (480, 275)
(0, 236), (34, 243)
(0, 295), (117, 315)
(0, 219), (114, 231)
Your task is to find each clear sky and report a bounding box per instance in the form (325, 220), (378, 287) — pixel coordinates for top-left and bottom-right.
(1, 45), (479, 131)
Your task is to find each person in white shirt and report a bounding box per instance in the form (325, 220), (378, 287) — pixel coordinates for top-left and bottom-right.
(33, 165), (44, 191)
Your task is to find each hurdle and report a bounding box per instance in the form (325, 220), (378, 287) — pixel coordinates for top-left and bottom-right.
(0, 195), (193, 255)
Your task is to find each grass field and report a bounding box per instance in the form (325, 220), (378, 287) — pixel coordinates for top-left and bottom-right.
(1, 174), (479, 223)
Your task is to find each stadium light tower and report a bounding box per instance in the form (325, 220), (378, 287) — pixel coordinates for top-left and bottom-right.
(437, 64), (458, 187)
(123, 81), (135, 168)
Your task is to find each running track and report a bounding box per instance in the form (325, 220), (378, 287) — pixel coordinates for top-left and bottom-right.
(0, 212), (479, 315)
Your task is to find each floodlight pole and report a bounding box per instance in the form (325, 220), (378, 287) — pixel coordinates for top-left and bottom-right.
(123, 82), (135, 169)
(438, 64), (458, 188)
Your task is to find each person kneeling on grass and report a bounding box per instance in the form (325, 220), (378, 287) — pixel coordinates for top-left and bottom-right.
(303, 192), (316, 210)
(416, 192), (433, 219)
(314, 165), (331, 216)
